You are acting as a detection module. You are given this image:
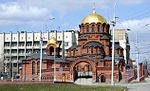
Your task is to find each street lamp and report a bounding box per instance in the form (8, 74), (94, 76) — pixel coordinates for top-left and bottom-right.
(111, 0), (119, 86)
(39, 17), (55, 81)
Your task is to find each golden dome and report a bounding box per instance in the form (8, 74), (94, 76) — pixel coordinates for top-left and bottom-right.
(81, 8), (107, 24)
(47, 37), (59, 46)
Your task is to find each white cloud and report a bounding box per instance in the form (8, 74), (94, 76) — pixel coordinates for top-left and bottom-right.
(120, 0), (149, 5)
(116, 17), (150, 33)
(0, 0), (149, 27)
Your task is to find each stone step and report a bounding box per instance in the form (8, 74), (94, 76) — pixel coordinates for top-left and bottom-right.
(75, 78), (93, 84)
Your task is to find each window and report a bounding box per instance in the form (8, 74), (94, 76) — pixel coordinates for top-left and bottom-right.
(92, 25), (94, 32)
(91, 48), (93, 54)
(26, 49), (32, 54)
(12, 42), (17, 47)
(50, 47), (54, 55)
(103, 24), (105, 32)
(107, 25), (109, 33)
(26, 42), (32, 46)
(19, 56), (24, 60)
(73, 50), (75, 56)
(12, 56), (17, 61)
(12, 49), (17, 53)
(19, 49), (24, 54)
(13, 63), (17, 67)
(4, 49), (10, 54)
(96, 48), (98, 54)
(87, 48), (88, 54)
(42, 41), (47, 46)
(34, 49), (40, 53)
(19, 42), (24, 47)
(43, 49), (46, 54)
(4, 42), (10, 47)
(82, 26), (84, 33)
(65, 42), (69, 46)
(34, 41), (39, 46)
(69, 51), (71, 56)
(87, 25), (89, 32)
(98, 25), (100, 32)
(32, 61), (35, 75)
(37, 61), (40, 72)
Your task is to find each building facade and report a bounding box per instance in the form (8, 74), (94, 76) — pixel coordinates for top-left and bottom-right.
(0, 30), (78, 77)
(110, 29), (130, 64)
(20, 8), (125, 82)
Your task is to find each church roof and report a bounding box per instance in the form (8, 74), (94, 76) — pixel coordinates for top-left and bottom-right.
(111, 44), (123, 49)
(83, 41), (102, 48)
(66, 56), (98, 63)
(100, 36), (110, 40)
(23, 53), (66, 63)
(67, 44), (78, 51)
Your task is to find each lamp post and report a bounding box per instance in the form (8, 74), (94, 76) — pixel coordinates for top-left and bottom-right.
(39, 30), (43, 81)
(39, 18), (55, 81)
(54, 47), (56, 81)
(111, 0), (119, 86)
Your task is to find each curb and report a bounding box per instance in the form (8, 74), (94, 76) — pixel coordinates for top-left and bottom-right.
(124, 88), (128, 91)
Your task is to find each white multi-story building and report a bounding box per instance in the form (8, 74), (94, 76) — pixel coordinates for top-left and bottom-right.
(0, 30), (78, 77)
(110, 29), (130, 64)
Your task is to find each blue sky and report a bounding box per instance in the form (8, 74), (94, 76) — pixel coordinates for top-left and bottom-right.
(0, 0), (150, 62)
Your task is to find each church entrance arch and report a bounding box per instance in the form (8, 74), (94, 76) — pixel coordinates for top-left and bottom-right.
(70, 58), (96, 82)
(74, 62), (92, 79)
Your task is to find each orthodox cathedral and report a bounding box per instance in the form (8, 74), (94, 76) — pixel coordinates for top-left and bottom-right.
(20, 8), (125, 83)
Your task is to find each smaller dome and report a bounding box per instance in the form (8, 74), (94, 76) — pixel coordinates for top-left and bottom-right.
(47, 37), (59, 46)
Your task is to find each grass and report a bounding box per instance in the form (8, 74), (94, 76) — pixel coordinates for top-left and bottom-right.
(0, 84), (127, 91)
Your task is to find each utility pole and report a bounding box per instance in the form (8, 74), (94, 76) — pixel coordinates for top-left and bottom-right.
(111, 0), (118, 86)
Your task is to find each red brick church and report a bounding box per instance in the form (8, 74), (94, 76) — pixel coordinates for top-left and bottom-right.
(20, 8), (126, 83)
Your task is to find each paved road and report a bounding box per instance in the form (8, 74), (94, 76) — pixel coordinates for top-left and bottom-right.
(75, 77), (150, 91)
(123, 77), (150, 91)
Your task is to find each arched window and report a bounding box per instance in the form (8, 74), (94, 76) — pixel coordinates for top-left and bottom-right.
(32, 61), (35, 75)
(107, 25), (109, 33)
(69, 51), (71, 56)
(87, 48), (88, 54)
(50, 47), (54, 55)
(98, 25), (100, 32)
(73, 50), (75, 56)
(92, 25), (94, 32)
(87, 25), (89, 32)
(82, 26), (84, 33)
(96, 48), (98, 54)
(103, 24), (105, 32)
(91, 48), (93, 54)
(37, 61), (40, 72)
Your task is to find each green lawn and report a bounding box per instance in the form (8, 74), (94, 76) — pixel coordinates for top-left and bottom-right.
(0, 84), (127, 91)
